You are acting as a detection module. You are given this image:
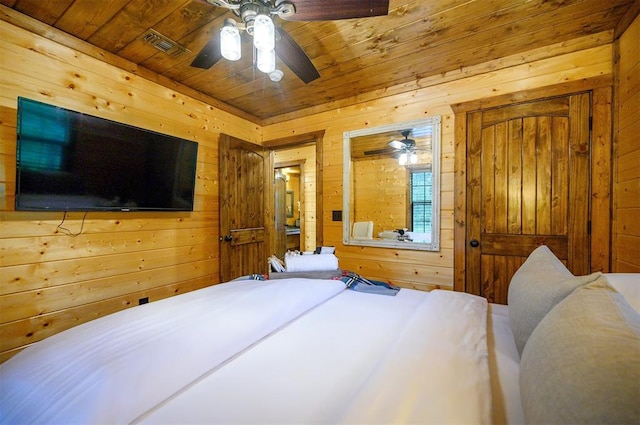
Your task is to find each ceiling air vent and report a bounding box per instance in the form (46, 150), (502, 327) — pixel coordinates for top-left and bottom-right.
(141, 29), (189, 57)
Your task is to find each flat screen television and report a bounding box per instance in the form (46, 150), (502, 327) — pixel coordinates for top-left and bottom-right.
(15, 97), (198, 212)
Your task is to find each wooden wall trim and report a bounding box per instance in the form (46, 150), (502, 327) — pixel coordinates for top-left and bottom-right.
(262, 130), (326, 148)
(453, 111), (468, 293)
(451, 75), (613, 113)
(612, 29), (621, 271)
(316, 136), (324, 247)
(614, 0), (640, 40)
(591, 86), (613, 272)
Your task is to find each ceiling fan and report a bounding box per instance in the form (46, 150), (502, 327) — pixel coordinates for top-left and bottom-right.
(191, 0), (390, 83)
(364, 130), (426, 165)
(387, 130), (417, 151)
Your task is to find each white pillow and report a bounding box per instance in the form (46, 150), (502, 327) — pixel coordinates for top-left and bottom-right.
(507, 245), (601, 355)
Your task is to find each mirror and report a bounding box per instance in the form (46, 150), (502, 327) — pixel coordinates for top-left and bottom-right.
(343, 117), (440, 251)
(286, 190), (294, 218)
(274, 165), (303, 256)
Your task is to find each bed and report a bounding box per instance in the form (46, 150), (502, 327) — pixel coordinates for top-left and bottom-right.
(1, 246), (638, 424)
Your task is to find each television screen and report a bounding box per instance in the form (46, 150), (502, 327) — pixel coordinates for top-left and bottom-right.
(15, 97), (198, 212)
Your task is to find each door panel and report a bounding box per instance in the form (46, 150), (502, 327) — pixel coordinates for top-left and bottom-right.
(219, 135), (269, 282)
(466, 94), (591, 304)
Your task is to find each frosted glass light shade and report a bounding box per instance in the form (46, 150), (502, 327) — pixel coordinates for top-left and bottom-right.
(257, 48), (276, 73)
(220, 24), (241, 61)
(269, 69), (284, 82)
(410, 152), (418, 164)
(399, 153), (408, 165)
(253, 14), (275, 51)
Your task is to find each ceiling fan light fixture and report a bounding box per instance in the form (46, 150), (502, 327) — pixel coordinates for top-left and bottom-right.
(257, 47), (276, 73)
(410, 152), (418, 164)
(253, 14), (275, 51)
(269, 69), (284, 82)
(220, 19), (241, 61)
(399, 153), (408, 166)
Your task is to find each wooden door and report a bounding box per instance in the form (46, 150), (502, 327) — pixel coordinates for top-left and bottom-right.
(465, 94), (591, 304)
(219, 134), (270, 282)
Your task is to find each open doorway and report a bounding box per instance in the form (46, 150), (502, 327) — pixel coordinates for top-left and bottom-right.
(267, 131), (324, 259)
(273, 143), (317, 256)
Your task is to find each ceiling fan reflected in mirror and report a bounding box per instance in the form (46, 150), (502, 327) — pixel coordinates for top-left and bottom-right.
(363, 130), (428, 165)
(192, 0), (390, 83)
(389, 130), (419, 165)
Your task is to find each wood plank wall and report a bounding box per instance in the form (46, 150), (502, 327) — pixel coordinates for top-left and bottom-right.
(352, 156), (407, 236)
(0, 16), (630, 361)
(613, 14), (640, 272)
(263, 33), (615, 292)
(0, 20), (260, 362)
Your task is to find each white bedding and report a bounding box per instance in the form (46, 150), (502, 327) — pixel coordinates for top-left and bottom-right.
(488, 303), (525, 425)
(2, 262), (637, 425)
(137, 288), (491, 424)
(0, 279), (493, 425)
(0, 278), (345, 424)
(604, 273), (640, 312)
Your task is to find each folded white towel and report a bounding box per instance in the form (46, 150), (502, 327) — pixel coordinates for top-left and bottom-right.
(284, 252), (339, 272)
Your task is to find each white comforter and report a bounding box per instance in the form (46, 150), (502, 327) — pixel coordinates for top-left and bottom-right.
(0, 279), (491, 425)
(138, 287), (491, 424)
(0, 278), (345, 424)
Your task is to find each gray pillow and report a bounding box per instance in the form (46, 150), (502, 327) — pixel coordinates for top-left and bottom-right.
(508, 245), (601, 355)
(520, 277), (640, 424)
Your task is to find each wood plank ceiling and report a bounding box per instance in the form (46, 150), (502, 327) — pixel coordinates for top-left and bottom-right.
(0, 0), (636, 124)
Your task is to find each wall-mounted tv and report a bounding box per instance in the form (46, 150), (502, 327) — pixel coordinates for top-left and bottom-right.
(15, 97), (198, 212)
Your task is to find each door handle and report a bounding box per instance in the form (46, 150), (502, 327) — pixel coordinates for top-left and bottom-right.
(469, 239), (480, 248)
(224, 235), (233, 242)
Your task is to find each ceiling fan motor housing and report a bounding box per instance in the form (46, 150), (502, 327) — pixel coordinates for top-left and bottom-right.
(227, 1), (294, 35)
(238, 2), (266, 35)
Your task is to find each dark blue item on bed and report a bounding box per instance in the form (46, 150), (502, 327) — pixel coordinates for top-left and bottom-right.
(340, 271), (400, 296)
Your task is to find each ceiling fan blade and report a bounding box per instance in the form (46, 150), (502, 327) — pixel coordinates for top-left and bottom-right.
(191, 32), (222, 69)
(364, 148), (394, 156)
(388, 140), (406, 150)
(279, 0), (390, 21)
(275, 27), (320, 84)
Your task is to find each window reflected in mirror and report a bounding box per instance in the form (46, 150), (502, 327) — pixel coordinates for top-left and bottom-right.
(343, 117), (440, 251)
